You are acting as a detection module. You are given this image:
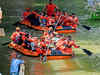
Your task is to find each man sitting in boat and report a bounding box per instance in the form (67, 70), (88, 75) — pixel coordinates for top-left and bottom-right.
(23, 8), (32, 19)
(46, 16), (56, 27)
(22, 34), (37, 51)
(44, 0), (58, 16)
(71, 13), (79, 29)
(62, 35), (80, 55)
(61, 12), (76, 30)
(10, 27), (25, 45)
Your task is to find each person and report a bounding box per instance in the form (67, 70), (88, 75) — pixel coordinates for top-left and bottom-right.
(46, 16), (55, 27)
(10, 55), (24, 75)
(62, 35), (80, 54)
(71, 13), (79, 29)
(23, 8), (31, 19)
(0, 7), (2, 24)
(61, 13), (74, 30)
(44, 0), (58, 16)
(39, 12), (47, 27)
(10, 27), (25, 44)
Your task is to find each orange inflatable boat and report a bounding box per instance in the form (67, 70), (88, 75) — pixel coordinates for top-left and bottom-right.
(8, 42), (72, 60)
(20, 19), (76, 34)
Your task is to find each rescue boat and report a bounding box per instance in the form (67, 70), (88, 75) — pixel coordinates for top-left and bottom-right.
(20, 19), (76, 34)
(8, 42), (72, 60)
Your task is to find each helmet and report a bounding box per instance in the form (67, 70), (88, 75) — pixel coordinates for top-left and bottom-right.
(25, 8), (31, 10)
(16, 27), (20, 30)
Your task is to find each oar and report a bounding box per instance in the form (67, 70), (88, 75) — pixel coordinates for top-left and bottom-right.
(2, 41), (11, 46)
(80, 48), (93, 56)
(79, 24), (91, 30)
(42, 40), (51, 63)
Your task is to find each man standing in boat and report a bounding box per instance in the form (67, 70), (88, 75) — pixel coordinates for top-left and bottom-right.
(44, 0), (58, 16)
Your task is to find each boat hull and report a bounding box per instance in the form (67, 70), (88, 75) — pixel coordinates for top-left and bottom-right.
(8, 42), (72, 60)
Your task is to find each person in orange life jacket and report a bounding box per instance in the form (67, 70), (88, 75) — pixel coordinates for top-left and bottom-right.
(54, 9), (62, 23)
(46, 16), (55, 27)
(11, 27), (25, 44)
(44, 0), (58, 16)
(63, 35), (80, 54)
(23, 34), (32, 50)
(71, 13), (79, 29)
(23, 8), (31, 19)
(51, 36), (66, 55)
(39, 12), (47, 27)
(61, 13), (74, 30)
(57, 11), (68, 26)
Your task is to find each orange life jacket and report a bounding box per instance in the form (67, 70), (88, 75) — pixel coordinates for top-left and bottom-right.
(11, 32), (20, 41)
(46, 16), (55, 26)
(62, 16), (73, 26)
(46, 3), (57, 16)
(23, 11), (32, 19)
(72, 16), (79, 28)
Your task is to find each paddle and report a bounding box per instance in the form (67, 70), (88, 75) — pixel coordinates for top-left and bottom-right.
(2, 41), (11, 46)
(79, 24), (91, 30)
(80, 48), (93, 56)
(42, 39), (51, 63)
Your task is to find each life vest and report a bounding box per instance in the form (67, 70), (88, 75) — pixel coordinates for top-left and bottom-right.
(46, 16), (55, 26)
(11, 32), (20, 41)
(56, 39), (65, 50)
(62, 16), (73, 26)
(40, 41), (47, 47)
(64, 40), (79, 52)
(23, 11), (32, 19)
(72, 16), (79, 28)
(46, 4), (57, 16)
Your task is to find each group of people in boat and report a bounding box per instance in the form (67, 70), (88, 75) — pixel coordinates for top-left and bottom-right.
(22, 0), (79, 30)
(10, 26), (80, 56)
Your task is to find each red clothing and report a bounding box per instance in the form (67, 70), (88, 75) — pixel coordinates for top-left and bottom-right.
(72, 16), (79, 28)
(46, 4), (57, 16)
(63, 40), (79, 54)
(11, 31), (26, 41)
(62, 16), (73, 26)
(46, 16), (55, 26)
(11, 32), (20, 41)
(23, 11), (31, 19)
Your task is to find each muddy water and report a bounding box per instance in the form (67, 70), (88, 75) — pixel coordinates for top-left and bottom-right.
(0, 0), (100, 75)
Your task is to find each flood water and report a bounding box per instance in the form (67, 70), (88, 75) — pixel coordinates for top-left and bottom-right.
(0, 0), (100, 75)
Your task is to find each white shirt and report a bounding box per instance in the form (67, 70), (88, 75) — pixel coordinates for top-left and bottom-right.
(0, 8), (2, 19)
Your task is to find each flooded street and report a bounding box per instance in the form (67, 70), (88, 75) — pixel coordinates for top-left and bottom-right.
(0, 0), (100, 75)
